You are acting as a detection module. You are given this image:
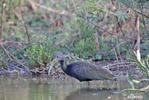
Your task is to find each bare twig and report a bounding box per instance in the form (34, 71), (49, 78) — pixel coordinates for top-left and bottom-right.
(134, 15), (141, 61)
(94, 31), (100, 52)
(77, 14), (116, 36)
(21, 11), (31, 44)
(116, 35), (123, 62)
(133, 8), (149, 18)
(140, 4), (147, 30)
(111, 40), (130, 52)
(113, 48), (119, 62)
(28, 0), (122, 37)
(0, 43), (30, 72)
(0, 43), (12, 60)
(28, 0), (37, 10)
(0, 0), (6, 40)
(10, 54), (30, 72)
(122, 2), (149, 18)
(72, 0), (77, 9)
(29, 0), (70, 16)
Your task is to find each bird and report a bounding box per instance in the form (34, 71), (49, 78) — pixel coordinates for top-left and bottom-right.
(55, 52), (116, 82)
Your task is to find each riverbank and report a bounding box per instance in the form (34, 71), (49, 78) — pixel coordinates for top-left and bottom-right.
(0, 59), (145, 80)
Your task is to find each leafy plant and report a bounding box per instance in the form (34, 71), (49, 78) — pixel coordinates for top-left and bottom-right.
(24, 40), (54, 67)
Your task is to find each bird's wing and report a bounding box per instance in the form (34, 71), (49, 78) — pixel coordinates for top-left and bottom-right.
(70, 61), (114, 80)
(95, 66), (115, 80)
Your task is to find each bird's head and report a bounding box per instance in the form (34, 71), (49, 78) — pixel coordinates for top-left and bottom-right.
(54, 51), (67, 72)
(54, 51), (65, 61)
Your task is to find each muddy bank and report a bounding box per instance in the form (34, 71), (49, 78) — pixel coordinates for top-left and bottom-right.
(0, 60), (145, 80)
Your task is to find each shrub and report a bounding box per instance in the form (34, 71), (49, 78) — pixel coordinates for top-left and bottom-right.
(24, 40), (54, 67)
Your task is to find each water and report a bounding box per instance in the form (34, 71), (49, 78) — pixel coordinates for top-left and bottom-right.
(0, 77), (148, 100)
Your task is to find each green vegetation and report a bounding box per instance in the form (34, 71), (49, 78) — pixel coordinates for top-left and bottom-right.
(24, 39), (54, 67)
(133, 51), (149, 77)
(69, 19), (97, 59)
(120, 53), (149, 92)
(0, 0), (149, 85)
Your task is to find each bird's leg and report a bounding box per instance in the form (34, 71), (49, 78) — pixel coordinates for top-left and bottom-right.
(111, 80), (118, 89)
(87, 82), (90, 86)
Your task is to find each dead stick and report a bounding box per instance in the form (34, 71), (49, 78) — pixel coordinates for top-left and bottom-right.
(29, 0), (70, 16)
(105, 62), (136, 68)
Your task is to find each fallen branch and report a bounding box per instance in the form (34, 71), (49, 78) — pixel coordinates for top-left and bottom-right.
(105, 62), (136, 68)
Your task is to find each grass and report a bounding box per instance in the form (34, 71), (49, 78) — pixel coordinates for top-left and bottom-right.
(133, 51), (149, 77)
(120, 52), (149, 93)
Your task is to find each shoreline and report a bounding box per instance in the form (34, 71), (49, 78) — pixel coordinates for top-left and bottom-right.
(0, 61), (145, 80)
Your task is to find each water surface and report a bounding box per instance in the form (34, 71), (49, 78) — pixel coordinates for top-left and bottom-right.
(0, 77), (148, 100)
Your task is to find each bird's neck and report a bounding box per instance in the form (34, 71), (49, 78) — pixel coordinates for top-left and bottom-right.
(59, 59), (67, 72)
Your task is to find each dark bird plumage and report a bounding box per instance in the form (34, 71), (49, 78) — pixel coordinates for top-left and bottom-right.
(55, 52), (116, 82)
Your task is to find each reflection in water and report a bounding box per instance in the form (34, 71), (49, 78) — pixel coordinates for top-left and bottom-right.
(0, 78), (148, 100)
(28, 82), (50, 100)
(0, 78), (29, 100)
(65, 88), (116, 100)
